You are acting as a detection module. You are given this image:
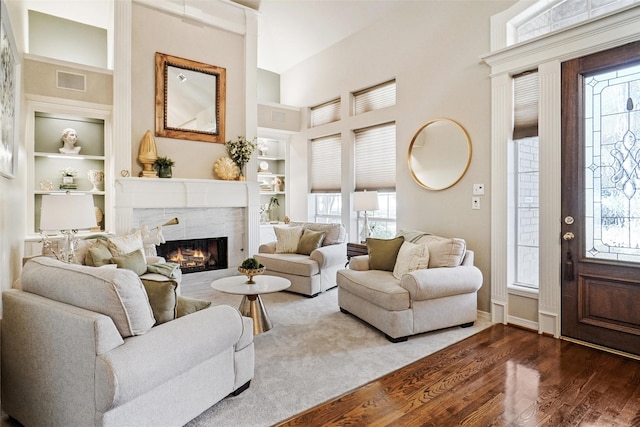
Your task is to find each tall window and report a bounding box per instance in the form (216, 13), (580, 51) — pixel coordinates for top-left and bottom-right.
(513, 71), (539, 289)
(355, 122), (397, 238)
(311, 134), (342, 223)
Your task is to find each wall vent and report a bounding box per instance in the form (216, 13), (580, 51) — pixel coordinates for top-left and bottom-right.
(271, 110), (286, 123)
(56, 70), (86, 92)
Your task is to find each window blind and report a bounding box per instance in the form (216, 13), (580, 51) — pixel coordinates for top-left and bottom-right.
(310, 98), (341, 127)
(355, 122), (396, 192)
(310, 134), (342, 193)
(513, 71), (538, 140)
(354, 80), (396, 115)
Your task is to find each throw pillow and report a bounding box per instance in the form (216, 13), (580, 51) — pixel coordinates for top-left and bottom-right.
(107, 230), (144, 257)
(392, 241), (430, 279)
(140, 278), (179, 325)
(110, 249), (148, 276)
(367, 236), (405, 272)
(424, 237), (467, 268)
(297, 229), (326, 255)
(274, 226), (304, 253)
(85, 240), (113, 267)
(177, 296), (212, 317)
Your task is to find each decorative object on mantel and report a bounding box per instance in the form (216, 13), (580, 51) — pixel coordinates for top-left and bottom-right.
(138, 130), (158, 178)
(213, 156), (240, 180)
(87, 170), (104, 192)
(238, 257), (265, 284)
(121, 170), (130, 177)
(154, 156), (175, 178)
(59, 167), (78, 190)
(59, 128), (81, 154)
(225, 136), (256, 181)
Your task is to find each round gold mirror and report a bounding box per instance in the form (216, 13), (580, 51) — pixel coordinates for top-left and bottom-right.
(408, 118), (471, 191)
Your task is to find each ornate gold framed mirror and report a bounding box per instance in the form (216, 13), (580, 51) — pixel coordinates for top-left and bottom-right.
(408, 118), (471, 191)
(155, 52), (226, 143)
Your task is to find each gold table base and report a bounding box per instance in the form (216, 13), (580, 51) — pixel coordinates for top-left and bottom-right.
(239, 295), (272, 334)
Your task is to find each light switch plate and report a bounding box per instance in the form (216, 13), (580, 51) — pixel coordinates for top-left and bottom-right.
(473, 184), (485, 195)
(472, 197), (480, 210)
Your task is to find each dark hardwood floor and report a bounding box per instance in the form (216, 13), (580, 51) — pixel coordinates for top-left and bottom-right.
(275, 324), (640, 427)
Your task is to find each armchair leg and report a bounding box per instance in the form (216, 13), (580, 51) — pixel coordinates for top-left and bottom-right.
(460, 322), (474, 328)
(231, 380), (251, 396)
(385, 334), (408, 343)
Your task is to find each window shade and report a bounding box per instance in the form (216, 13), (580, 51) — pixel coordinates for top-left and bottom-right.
(513, 71), (538, 140)
(311, 134), (342, 193)
(354, 80), (396, 115)
(355, 122), (396, 192)
(310, 98), (341, 127)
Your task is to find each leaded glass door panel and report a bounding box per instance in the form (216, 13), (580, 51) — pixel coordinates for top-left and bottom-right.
(562, 41), (640, 356)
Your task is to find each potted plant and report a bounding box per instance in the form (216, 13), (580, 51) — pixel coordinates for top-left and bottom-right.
(238, 257), (265, 284)
(154, 156), (175, 178)
(225, 136), (256, 180)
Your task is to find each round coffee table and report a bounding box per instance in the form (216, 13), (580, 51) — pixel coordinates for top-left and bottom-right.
(211, 275), (291, 335)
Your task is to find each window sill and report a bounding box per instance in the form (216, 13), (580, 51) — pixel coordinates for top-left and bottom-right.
(508, 284), (539, 299)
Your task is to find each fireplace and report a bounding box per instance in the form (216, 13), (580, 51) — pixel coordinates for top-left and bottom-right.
(157, 237), (228, 274)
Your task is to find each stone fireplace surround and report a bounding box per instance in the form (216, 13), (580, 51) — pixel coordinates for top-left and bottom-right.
(115, 178), (260, 282)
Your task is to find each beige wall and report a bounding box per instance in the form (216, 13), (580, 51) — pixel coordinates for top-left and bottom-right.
(130, 3), (247, 179)
(281, 1), (515, 313)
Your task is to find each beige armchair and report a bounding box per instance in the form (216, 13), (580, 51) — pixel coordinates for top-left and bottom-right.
(255, 222), (347, 297)
(337, 232), (483, 342)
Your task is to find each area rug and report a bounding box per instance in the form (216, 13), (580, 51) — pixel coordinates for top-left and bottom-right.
(184, 287), (491, 427)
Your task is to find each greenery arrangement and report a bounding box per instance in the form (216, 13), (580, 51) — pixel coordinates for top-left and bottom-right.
(225, 136), (257, 172)
(241, 257), (264, 270)
(153, 156), (175, 168)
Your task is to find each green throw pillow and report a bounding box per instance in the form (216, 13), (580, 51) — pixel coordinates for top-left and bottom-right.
(110, 250), (147, 276)
(367, 236), (405, 272)
(297, 229), (326, 255)
(140, 278), (179, 325)
(85, 241), (114, 267)
(177, 296), (212, 317)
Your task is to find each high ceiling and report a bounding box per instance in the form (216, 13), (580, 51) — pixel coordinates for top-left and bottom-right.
(23, 0), (405, 74)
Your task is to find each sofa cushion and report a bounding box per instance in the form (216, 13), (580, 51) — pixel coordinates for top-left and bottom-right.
(274, 226), (304, 253)
(392, 241), (429, 279)
(140, 277), (179, 324)
(177, 295), (212, 317)
(111, 249), (148, 276)
(85, 240), (114, 267)
(337, 269), (410, 311)
(367, 236), (404, 272)
(107, 230), (145, 258)
(254, 253), (320, 277)
(297, 229), (326, 255)
(21, 257), (155, 337)
(290, 222), (346, 246)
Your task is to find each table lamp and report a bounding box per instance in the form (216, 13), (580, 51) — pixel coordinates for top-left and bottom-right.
(353, 190), (379, 243)
(40, 192), (97, 263)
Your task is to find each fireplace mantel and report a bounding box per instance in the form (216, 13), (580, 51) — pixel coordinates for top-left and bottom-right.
(114, 177), (260, 259)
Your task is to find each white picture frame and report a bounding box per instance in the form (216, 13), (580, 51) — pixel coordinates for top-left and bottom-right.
(0, 0), (20, 179)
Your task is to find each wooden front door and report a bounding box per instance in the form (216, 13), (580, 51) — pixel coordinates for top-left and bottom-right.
(561, 41), (640, 356)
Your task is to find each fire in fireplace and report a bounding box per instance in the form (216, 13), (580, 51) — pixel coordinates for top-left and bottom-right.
(157, 237), (228, 274)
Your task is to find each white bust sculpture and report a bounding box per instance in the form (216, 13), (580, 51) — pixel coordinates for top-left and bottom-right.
(59, 128), (81, 154)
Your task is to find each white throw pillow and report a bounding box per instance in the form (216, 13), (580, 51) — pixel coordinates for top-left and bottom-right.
(274, 226), (304, 253)
(107, 230), (144, 257)
(392, 241), (429, 280)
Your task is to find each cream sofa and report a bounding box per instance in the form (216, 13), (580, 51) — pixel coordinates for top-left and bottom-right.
(1, 257), (254, 427)
(337, 231), (483, 342)
(255, 222), (347, 297)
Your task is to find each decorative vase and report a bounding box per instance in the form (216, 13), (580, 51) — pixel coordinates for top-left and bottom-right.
(88, 170), (104, 192)
(238, 267), (265, 284)
(269, 204), (279, 223)
(158, 165), (172, 178)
